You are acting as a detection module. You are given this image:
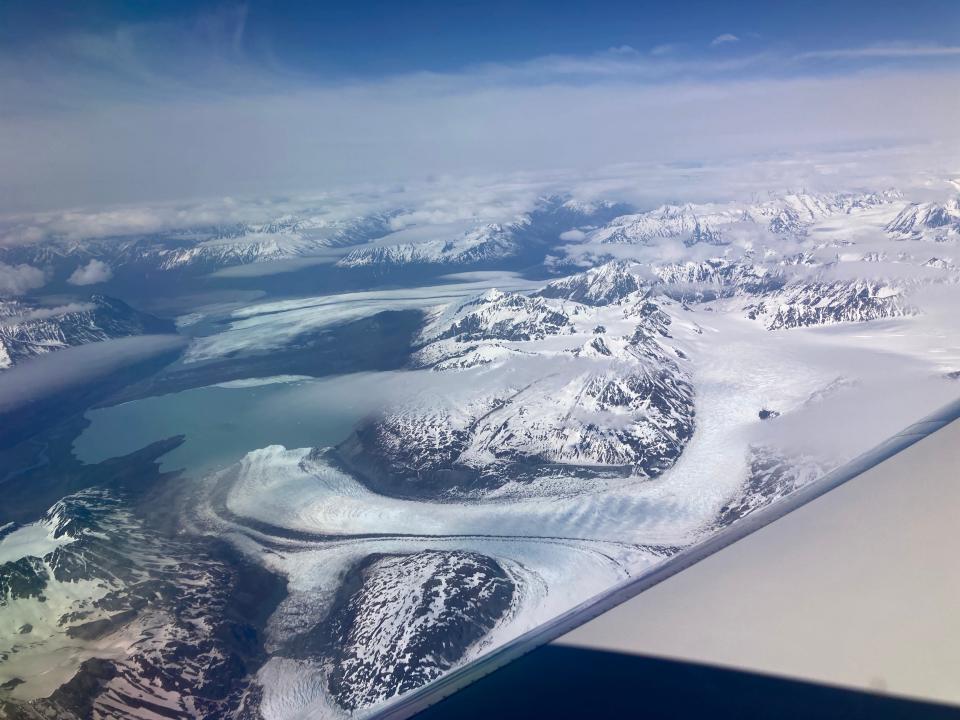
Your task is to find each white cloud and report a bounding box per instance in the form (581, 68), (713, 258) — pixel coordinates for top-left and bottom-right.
(2, 67), (955, 218)
(0, 15), (957, 215)
(0, 262), (46, 295)
(0, 302), (95, 326)
(559, 229), (586, 241)
(68, 259), (113, 285)
(0, 140), (956, 250)
(796, 44), (960, 61)
(710, 34), (740, 47)
(650, 44), (679, 57)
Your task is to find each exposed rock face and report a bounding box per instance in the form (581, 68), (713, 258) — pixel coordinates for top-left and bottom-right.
(318, 550), (514, 711)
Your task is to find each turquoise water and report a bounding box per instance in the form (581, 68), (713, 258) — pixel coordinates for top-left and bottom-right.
(73, 374), (387, 477)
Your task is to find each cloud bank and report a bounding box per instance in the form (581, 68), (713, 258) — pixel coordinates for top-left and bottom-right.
(0, 335), (186, 414)
(0, 8), (958, 215)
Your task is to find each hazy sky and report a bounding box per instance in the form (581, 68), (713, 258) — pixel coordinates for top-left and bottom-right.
(0, 0), (958, 213)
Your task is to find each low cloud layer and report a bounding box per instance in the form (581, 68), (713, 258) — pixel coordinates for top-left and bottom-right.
(0, 302), (95, 327)
(0, 335), (187, 413)
(0, 262), (45, 295)
(68, 259), (113, 285)
(0, 141), (957, 251)
(0, 8), (957, 216)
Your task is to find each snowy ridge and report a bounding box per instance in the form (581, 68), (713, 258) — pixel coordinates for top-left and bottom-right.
(336, 221), (525, 269)
(743, 280), (914, 330)
(421, 288), (573, 344)
(153, 212), (400, 270)
(320, 550), (514, 711)
(0, 295), (174, 371)
(535, 260), (645, 305)
(335, 196), (627, 270)
(7, 180), (960, 719)
(0, 212), (400, 279)
(585, 191), (900, 248)
(653, 257), (783, 301)
(885, 197), (960, 242)
(345, 287), (695, 499)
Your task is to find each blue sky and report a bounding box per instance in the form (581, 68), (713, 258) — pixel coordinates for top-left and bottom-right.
(0, 1), (958, 212)
(5, 0), (960, 77)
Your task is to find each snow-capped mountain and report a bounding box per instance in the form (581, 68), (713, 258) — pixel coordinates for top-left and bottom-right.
(5, 179), (960, 720)
(717, 446), (828, 526)
(590, 203), (745, 247)
(316, 550), (514, 712)
(336, 197), (628, 270)
(585, 191), (900, 248)
(742, 280), (913, 330)
(1, 199), (633, 284)
(924, 256), (956, 271)
(886, 198), (960, 241)
(338, 286), (695, 499)
(535, 260), (645, 305)
(426, 288), (573, 343)
(0, 212), (401, 281)
(336, 221), (525, 269)
(0, 295), (175, 371)
(0, 191), (908, 286)
(653, 257), (784, 301)
(154, 212), (401, 271)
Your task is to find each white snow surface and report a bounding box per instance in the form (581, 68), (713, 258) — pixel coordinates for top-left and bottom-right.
(0, 519), (75, 565)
